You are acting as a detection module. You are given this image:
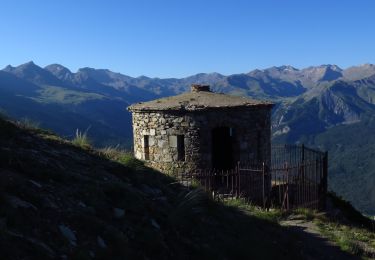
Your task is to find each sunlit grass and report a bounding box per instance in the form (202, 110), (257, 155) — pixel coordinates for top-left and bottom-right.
(224, 198), (284, 223)
(316, 220), (375, 258)
(99, 145), (145, 170)
(72, 128), (91, 148)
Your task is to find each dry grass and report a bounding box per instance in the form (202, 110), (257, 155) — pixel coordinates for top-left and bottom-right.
(72, 128), (91, 148)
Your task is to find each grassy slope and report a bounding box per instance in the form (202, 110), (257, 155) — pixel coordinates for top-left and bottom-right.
(0, 117), (309, 260)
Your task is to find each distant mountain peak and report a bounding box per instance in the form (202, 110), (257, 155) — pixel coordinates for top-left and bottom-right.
(274, 65), (299, 71)
(3, 61), (65, 86)
(301, 64), (343, 82)
(358, 63), (375, 69)
(323, 64), (342, 71)
(137, 75), (151, 79)
(17, 61), (43, 71)
(45, 64), (72, 74)
(3, 65), (14, 71)
(343, 63), (375, 81)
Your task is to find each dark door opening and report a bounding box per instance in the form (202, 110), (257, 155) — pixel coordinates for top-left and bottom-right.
(212, 127), (234, 170)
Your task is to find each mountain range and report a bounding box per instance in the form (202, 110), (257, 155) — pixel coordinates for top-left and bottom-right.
(0, 61), (374, 215)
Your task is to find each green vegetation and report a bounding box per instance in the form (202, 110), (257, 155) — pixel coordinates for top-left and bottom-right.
(100, 145), (131, 163)
(283, 195), (375, 259)
(99, 145), (145, 170)
(312, 117), (375, 216)
(224, 198), (284, 223)
(293, 207), (320, 221)
(316, 221), (375, 258)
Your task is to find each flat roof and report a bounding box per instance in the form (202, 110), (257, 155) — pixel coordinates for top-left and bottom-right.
(128, 89), (274, 112)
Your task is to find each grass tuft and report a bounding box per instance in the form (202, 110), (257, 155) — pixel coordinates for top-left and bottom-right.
(16, 117), (40, 130)
(72, 128), (92, 148)
(100, 145), (145, 170)
(169, 188), (210, 226)
(316, 220), (375, 258)
(224, 198), (284, 223)
(294, 208), (320, 221)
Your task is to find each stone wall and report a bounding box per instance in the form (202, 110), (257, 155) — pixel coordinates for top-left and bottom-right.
(131, 107), (272, 175)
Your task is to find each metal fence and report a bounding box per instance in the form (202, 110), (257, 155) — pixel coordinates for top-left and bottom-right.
(270, 144), (328, 210)
(178, 144), (328, 211)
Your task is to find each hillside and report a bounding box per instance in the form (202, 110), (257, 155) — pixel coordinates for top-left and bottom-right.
(0, 116), (304, 259)
(1, 116), (374, 259)
(311, 118), (375, 216)
(1, 61), (375, 216)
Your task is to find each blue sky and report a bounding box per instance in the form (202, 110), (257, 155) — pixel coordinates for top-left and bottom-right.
(0, 0), (374, 78)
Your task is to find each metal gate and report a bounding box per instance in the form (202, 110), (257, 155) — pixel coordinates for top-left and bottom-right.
(179, 144), (328, 211)
(270, 145), (328, 210)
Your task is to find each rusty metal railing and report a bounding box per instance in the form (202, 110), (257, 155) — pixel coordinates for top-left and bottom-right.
(178, 144), (328, 211)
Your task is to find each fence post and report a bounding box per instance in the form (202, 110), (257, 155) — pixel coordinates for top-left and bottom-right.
(321, 151), (328, 209)
(237, 162), (240, 198)
(262, 162), (265, 209)
(287, 162), (290, 210)
(238, 161), (241, 198)
(302, 144), (305, 162)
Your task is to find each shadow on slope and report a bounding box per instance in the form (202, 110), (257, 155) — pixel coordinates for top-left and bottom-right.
(0, 117), (359, 259)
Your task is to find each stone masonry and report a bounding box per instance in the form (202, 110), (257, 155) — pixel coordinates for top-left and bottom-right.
(128, 85), (274, 175)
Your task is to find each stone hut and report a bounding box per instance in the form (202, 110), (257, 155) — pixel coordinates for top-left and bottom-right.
(128, 84), (274, 175)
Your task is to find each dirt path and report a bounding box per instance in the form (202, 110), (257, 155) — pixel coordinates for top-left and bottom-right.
(280, 217), (361, 260)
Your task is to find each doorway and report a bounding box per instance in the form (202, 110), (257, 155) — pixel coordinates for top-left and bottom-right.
(212, 127), (234, 170)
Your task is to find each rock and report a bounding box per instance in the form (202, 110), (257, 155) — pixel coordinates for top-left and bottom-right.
(7, 230), (56, 257)
(151, 219), (160, 230)
(89, 251), (95, 258)
(156, 196), (167, 202)
(5, 195), (38, 210)
(97, 236), (107, 249)
(78, 201), (87, 208)
(59, 225), (77, 246)
(0, 218), (6, 230)
(140, 185), (162, 196)
(44, 197), (59, 209)
(113, 208), (125, 218)
(29, 180), (42, 188)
